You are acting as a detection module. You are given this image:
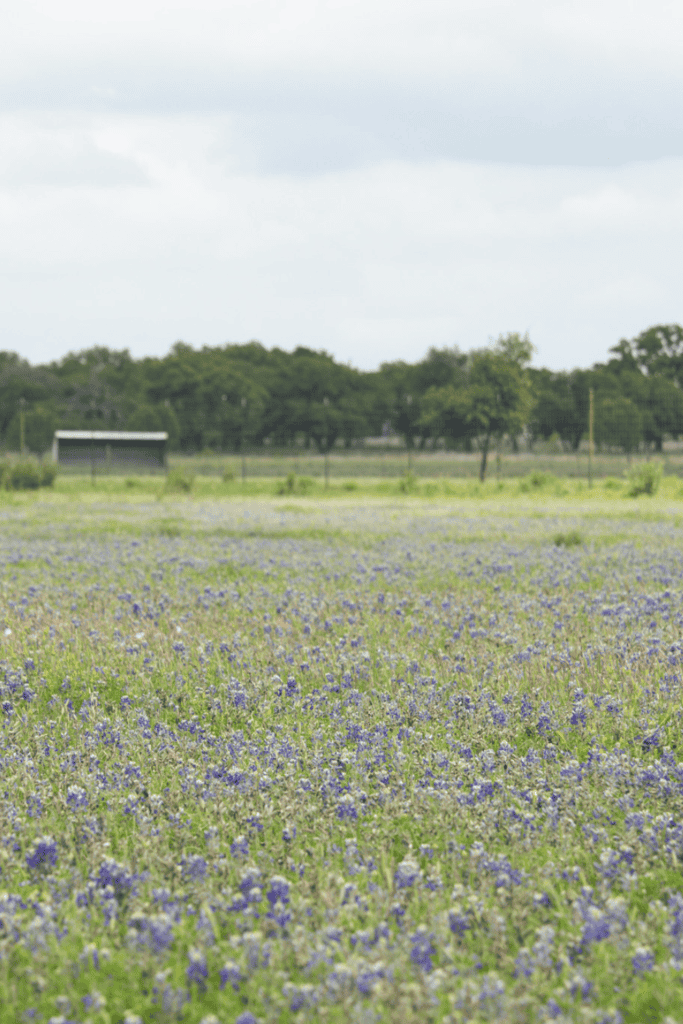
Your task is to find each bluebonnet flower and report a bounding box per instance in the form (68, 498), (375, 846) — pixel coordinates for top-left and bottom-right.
(231, 835), (249, 858)
(568, 971), (594, 1002)
(66, 785), (88, 810)
(266, 876), (290, 905)
(514, 950), (534, 978)
(186, 948), (208, 990)
(128, 912), (175, 953)
(537, 702), (553, 736)
(519, 695), (534, 719)
(449, 908), (471, 935)
(336, 794), (357, 820)
(26, 836), (58, 871)
(394, 856), (421, 889)
(667, 892), (683, 967)
(234, 1014), (257, 1024)
(219, 960), (242, 991)
(81, 992), (105, 1011)
(410, 926), (436, 972)
(181, 854), (207, 881)
(570, 705), (587, 727)
(27, 794), (43, 819)
(94, 857), (139, 901)
(632, 946), (655, 975)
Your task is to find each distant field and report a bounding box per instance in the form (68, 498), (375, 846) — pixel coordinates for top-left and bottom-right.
(42, 447), (683, 483)
(169, 450), (683, 482)
(13, 467), (683, 504)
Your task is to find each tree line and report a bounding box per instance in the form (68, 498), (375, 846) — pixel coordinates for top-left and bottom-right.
(2, 323), (683, 480)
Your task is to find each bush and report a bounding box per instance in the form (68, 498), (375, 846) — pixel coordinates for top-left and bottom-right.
(626, 462), (661, 497)
(39, 463), (57, 487)
(275, 473), (314, 496)
(519, 471), (556, 493)
(553, 529), (583, 548)
(397, 471), (418, 494)
(162, 469), (194, 494)
(0, 461), (54, 490)
(342, 480), (358, 491)
(275, 472), (297, 495)
(222, 468), (235, 483)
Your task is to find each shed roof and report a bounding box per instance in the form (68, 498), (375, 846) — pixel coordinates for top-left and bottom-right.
(54, 431), (168, 442)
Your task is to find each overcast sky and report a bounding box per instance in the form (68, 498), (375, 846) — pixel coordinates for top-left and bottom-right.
(1, 0), (682, 371)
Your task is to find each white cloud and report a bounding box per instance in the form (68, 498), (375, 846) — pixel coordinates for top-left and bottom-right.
(0, 2), (682, 371)
(0, 111), (682, 370)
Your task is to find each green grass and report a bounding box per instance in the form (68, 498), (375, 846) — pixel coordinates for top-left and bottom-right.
(8, 468), (683, 506)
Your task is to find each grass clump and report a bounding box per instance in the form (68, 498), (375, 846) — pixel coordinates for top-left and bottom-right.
(553, 528), (583, 547)
(397, 470), (419, 493)
(518, 470), (557, 493)
(626, 461), (662, 497)
(275, 472), (315, 495)
(161, 467), (194, 494)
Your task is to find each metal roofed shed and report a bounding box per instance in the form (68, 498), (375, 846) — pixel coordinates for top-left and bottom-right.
(52, 431), (168, 474)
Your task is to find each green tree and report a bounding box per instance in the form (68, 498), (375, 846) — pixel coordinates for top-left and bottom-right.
(0, 357), (61, 447)
(462, 334), (533, 481)
(641, 376), (683, 451)
(615, 324), (683, 385)
(528, 369), (581, 450)
(594, 395), (642, 455)
(465, 355), (532, 481)
(419, 383), (471, 451)
(5, 404), (57, 454)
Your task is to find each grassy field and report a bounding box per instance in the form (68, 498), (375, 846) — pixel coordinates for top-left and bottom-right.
(46, 447), (683, 484)
(13, 462), (683, 504)
(1, 484), (683, 1022)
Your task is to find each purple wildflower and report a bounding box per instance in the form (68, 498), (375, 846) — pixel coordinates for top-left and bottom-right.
(186, 948), (208, 990)
(26, 836), (58, 871)
(219, 960), (242, 992)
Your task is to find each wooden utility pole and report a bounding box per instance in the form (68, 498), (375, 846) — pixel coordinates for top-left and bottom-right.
(19, 397), (26, 458)
(588, 387), (594, 488)
(241, 397), (247, 484)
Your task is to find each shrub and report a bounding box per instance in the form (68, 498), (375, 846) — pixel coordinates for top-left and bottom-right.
(0, 461), (42, 490)
(519, 471), (556, 493)
(398, 471), (418, 494)
(163, 469), (194, 494)
(222, 468), (235, 483)
(39, 463), (57, 487)
(0, 461), (57, 490)
(626, 462), (661, 497)
(342, 480), (358, 491)
(553, 529), (583, 547)
(275, 473), (315, 496)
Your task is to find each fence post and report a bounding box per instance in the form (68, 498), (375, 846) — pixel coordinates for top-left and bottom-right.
(588, 388), (594, 488)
